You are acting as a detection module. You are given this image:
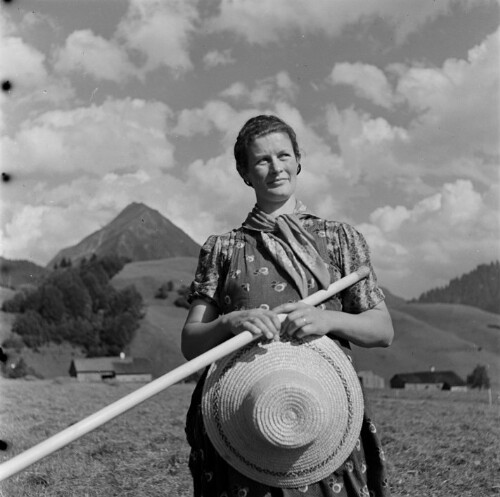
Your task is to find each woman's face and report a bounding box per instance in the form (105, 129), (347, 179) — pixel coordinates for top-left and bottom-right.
(244, 132), (299, 211)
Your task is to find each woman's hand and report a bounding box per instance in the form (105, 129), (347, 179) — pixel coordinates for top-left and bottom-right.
(273, 302), (331, 339)
(273, 300), (394, 348)
(221, 308), (282, 341)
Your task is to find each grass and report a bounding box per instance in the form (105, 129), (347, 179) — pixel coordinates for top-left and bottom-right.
(0, 379), (498, 497)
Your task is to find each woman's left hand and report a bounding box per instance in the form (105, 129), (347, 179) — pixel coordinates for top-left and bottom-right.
(272, 302), (331, 339)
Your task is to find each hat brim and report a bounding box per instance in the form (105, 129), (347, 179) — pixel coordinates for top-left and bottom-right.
(202, 335), (364, 488)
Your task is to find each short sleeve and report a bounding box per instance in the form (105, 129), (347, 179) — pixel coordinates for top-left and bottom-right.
(188, 234), (228, 310)
(330, 223), (385, 314)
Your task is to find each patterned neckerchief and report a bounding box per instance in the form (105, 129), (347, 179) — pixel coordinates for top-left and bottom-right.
(242, 201), (331, 298)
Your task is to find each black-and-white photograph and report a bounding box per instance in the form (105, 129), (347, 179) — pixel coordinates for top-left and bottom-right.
(0, 1), (498, 496)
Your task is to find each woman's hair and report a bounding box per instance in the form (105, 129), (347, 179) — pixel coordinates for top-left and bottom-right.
(234, 115), (301, 176)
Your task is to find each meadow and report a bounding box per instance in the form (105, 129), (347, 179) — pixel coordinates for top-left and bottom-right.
(0, 377), (497, 497)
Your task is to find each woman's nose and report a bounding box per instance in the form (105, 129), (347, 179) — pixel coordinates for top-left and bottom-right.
(270, 156), (283, 172)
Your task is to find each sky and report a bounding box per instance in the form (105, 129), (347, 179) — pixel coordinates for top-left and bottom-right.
(0, 0), (499, 299)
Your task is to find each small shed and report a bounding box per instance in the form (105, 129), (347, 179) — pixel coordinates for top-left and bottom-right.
(69, 356), (152, 382)
(358, 370), (385, 389)
(390, 371), (467, 391)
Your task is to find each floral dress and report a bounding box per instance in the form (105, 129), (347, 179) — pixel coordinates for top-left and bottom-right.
(185, 213), (391, 497)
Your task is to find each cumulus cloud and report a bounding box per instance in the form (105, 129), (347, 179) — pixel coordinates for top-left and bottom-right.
(207, 0), (457, 44)
(0, 36), (47, 87)
(330, 63), (395, 108)
(53, 29), (136, 82)
(0, 30), (75, 134)
(2, 98), (174, 177)
(359, 180), (499, 298)
(203, 49), (235, 69)
(116, 0), (198, 75)
(393, 28), (500, 173)
(220, 72), (299, 106)
(326, 106), (410, 185)
(326, 27), (499, 190)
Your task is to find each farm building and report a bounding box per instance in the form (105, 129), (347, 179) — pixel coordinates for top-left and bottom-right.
(390, 371), (467, 391)
(69, 356), (152, 382)
(358, 370), (385, 389)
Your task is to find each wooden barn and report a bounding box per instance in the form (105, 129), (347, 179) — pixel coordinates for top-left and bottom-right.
(69, 356), (152, 383)
(390, 371), (467, 391)
(358, 370), (385, 389)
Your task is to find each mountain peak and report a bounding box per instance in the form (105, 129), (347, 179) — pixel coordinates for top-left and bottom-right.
(47, 203), (201, 268)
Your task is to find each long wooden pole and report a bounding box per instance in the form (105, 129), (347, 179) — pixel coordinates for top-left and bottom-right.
(0, 266), (369, 482)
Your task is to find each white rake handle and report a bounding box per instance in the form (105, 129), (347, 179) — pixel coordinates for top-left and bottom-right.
(0, 266), (369, 482)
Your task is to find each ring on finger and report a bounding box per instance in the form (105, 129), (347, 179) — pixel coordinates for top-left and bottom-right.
(301, 317), (307, 327)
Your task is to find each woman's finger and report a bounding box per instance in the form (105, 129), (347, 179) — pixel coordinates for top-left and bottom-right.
(255, 313), (281, 340)
(283, 313), (310, 336)
(273, 302), (307, 314)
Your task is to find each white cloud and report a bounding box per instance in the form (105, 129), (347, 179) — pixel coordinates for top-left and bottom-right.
(220, 72), (299, 106)
(54, 29), (136, 82)
(360, 180), (499, 298)
(393, 28), (500, 169)
(326, 106), (410, 185)
(173, 100), (245, 142)
(207, 0), (457, 44)
(116, 0), (198, 75)
(330, 62), (395, 108)
(0, 32), (75, 134)
(203, 49), (235, 69)
(325, 28), (499, 190)
(0, 36), (47, 86)
(2, 98), (174, 176)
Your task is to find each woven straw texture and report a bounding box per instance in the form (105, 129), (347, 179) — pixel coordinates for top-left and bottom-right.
(202, 336), (364, 488)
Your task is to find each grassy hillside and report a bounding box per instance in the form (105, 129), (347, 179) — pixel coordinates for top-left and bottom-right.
(116, 258), (499, 390)
(111, 257), (198, 378)
(352, 305), (500, 390)
(0, 257), (48, 289)
(3, 257), (499, 392)
(396, 302), (500, 353)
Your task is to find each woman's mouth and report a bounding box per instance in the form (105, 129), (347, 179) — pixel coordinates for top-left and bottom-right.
(268, 178), (288, 186)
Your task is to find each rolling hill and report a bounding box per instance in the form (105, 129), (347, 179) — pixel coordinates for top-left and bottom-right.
(47, 202), (201, 268)
(0, 257), (48, 289)
(2, 254), (499, 391)
(111, 258), (500, 389)
(0, 236), (500, 390)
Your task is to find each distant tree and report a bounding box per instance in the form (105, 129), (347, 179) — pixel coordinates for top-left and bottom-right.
(2, 254), (142, 356)
(1, 334), (24, 351)
(60, 257), (72, 268)
(48, 269), (92, 319)
(11, 310), (49, 348)
(414, 261), (500, 314)
(80, 270), (109, 313)
(2, 291), (27, 313)
(97, 254), (126, 279)
(39, 284), (66, 323)
(174, 285), (190, 309)
(466, 365), (491, 389)
(107, 285), (143, 318)
(4, 357), (29, 379)
(155, 283), (169, 299)
(99, 313), (138, 356)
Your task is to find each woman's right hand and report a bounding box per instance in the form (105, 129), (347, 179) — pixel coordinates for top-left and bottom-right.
(220, 308), (282, 341)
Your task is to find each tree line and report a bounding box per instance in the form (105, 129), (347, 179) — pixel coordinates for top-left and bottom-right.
(2, 254), (144, 356)
(413, 261), (500, 314)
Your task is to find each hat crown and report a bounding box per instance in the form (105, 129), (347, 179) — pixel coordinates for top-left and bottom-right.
(245, 370), (329, 449)
(202, 336), (365, 488)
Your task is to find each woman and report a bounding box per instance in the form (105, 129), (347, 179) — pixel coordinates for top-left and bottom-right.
(182, 115), (394, 497)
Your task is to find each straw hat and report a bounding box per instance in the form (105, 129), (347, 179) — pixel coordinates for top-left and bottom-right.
(201, 335), (364, 488)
